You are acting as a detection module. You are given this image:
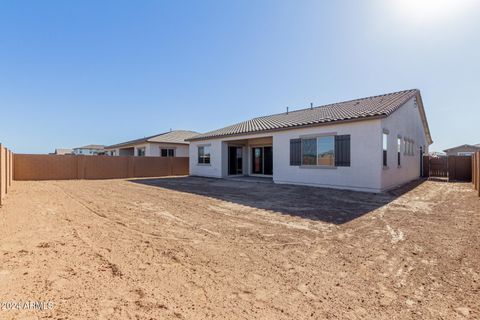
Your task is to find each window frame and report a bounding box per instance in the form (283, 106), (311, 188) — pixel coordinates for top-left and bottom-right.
(160, 148), (175, 157)
(197, 145), (211, 165)
(397, 137), (402, 167)
(382, 132), (388, 168)
(137, 147), (146, 157)
(300, 134), (336, 167)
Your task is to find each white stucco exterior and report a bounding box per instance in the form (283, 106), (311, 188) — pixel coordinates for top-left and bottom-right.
(189, 96), (431, 193)
(380, 97), (429, 190)
(107, 143), (189, 157)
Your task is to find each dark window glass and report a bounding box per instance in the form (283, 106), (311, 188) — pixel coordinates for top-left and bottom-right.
(383, 133), (388, 167)
(198, 146), (210, 164)
(161, 149), (175, 157)
(397, 138), (401, 166)
(317, 136), (334, 166)
(252, 147), (263, 174)
(302, 138), (317, 165)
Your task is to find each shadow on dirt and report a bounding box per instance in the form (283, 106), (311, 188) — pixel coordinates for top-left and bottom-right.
(129, 176), (426, 225)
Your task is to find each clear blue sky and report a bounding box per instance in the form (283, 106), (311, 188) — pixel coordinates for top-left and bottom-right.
(1, 0), (479, 153)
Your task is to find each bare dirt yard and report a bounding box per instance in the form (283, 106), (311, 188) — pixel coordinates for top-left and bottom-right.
(0, 177), (478, 319)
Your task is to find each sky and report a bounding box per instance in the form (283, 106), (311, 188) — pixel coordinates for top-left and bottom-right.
(0, 0), (479, 153)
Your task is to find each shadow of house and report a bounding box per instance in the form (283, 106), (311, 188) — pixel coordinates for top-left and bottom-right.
(129, 176), (425, 225)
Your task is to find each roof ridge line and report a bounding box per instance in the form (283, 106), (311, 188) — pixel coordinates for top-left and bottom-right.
(253, 89), (418, 120)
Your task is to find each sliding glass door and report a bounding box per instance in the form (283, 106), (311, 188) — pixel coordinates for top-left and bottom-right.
(228, 146), (243, 175)
(251, 146), (272, 175)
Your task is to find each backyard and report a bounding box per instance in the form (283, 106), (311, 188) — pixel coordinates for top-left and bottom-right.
(0, 177), (478, 319)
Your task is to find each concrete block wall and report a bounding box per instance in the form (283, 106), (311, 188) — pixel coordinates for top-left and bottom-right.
(0, 144), (14, 206)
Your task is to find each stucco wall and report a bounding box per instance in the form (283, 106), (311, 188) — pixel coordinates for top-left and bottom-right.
(189, 133), (275, 178)
(189, 121), (383, 192)
(108, 143), (189, 157)
(273, 119), (383, 192)
(189, 140), (224, 178)
(380, 97), (429, 190)
(146, 143), (189, 157)
(189, 98), (430, 192)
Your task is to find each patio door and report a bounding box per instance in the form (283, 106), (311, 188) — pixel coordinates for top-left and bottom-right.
(252, 146), (273, 175)
(228, 146), (243, 175)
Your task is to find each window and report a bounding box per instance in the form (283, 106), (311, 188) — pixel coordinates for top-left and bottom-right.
(293, 135), (350, 167)
(458, 152), (474, 156)
(301, 136), (335, 166)
(318, 136), (335, 166)
(198, 146), (211, 164)
(137, 148), (145, 156)
(302, 138), (317, 165)
(403, 139), (415, 156)
(397, 138), (401, 166)
(161, 148), (175, 157)
(383, 133), (388, 167)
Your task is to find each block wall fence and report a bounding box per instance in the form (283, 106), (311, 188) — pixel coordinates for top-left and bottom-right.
(13, 154), (189, 181)
(0, 144), (14, 206)
(473, 152), (480, 197)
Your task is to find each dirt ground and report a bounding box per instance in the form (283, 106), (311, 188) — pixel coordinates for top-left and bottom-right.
(0, 177), (478, 320)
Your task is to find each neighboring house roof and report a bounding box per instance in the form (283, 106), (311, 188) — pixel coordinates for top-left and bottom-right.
(105, 130), (199, 149)
(443, 144), (480, 152)
(55, 148), (73, 155)
(187, 89), (432, 144)
(74, 144), (105, 150)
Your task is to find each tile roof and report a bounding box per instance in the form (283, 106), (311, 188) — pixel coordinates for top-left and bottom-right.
(443, 144), (480, 152)
(188, 89), (424, 141)
(147, 130), (200, 144)
(105, 130), (199, 149)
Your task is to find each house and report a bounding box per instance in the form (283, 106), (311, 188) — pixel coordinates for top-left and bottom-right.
(429, 151), (446, 158)
(53, 148), (73, 155)
(105, 130), (199, 157)
(73, 145), (106, 156)
(443, 144), (480, 156)
(186, 89), (433, 193)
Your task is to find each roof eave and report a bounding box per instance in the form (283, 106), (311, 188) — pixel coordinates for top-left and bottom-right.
(145, 139), (190, 145)
(414, 91), (433, 145)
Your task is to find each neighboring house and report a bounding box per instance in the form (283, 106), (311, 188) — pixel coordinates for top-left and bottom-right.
(443, 144), (480, 156)
(53, 148), (73, 155)
(187, 89), (432, 193)
(73, 145), (106, 156)
(429, 151), (446, 158)
(105, 130), (199, 157)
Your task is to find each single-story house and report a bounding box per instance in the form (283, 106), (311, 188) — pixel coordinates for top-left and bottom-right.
(186, 89), (433, 193)
(443, 144), (480, 156)
(73, 145), (106, 155)
(53, 148), (74, 155)
(105, 130), (199, 157)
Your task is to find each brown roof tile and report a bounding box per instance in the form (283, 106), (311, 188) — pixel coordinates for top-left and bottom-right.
(106, 130), (199, 149)
(188, 89), (422, 141)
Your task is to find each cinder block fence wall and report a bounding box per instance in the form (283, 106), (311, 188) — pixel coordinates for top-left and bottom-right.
(473, 152), (480, 197)
(0, 144), (14, 206)
(13, 154), (189, 181)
